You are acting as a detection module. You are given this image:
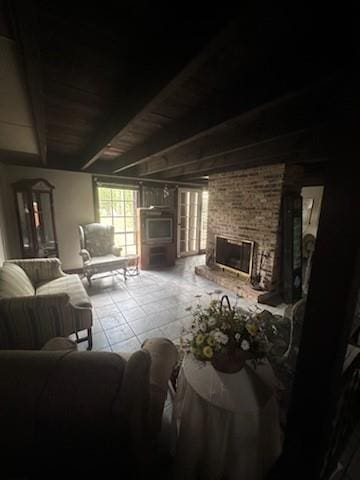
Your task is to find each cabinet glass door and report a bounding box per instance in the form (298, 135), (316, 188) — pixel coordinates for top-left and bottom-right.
(32, 192), (57, 257)
(14, 178), (58, 259)
(16, 192), (33, 256)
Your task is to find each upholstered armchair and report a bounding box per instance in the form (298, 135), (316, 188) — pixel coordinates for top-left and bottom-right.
(79, 223), (130, 286)
(0, 336), (178, 478)
(0, 258), (93, 350)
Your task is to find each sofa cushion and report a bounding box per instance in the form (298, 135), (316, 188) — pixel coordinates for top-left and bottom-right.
(0, 263), (35, 298)
(36, 274), (91, 308)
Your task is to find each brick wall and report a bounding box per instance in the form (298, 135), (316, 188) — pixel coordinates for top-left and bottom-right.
(206, 163), (303, 291)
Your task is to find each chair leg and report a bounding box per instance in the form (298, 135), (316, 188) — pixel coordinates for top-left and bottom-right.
(87, 274), (92, 287)
(87, 328), (93, 351)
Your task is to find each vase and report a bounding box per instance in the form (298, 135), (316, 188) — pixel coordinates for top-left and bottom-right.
(211, 348), (250, 374)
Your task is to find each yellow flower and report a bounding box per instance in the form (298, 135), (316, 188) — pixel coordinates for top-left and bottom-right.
(207, 336), (215, 347)
(203, 346), (214, 359)
(246, 323), (258, 336)
(196, 334), (205, 345)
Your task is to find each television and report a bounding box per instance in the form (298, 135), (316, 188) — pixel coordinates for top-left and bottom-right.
(145, 217), (173, 242)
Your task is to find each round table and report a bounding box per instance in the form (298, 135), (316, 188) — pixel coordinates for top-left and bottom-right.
(172, 354), (282, 480)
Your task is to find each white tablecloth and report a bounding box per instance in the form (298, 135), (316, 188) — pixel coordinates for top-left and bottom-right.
(172, 355), (282, 480)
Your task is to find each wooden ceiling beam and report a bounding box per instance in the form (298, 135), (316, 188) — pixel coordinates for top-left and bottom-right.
(135, 78), (336, 177)
(9, 0), (47, 165)
(79, 16), (243, 171)
(157, 125), (328, 179)
(110, 83), (278, 174)
(113, 73), (339, 177)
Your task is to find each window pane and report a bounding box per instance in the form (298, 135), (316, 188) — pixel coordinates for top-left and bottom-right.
(98, 188), (111, 201)
(200, 190), (208, 250)
(113, 217), (125, 232)
(99, 201), (112, 217)
(100, 217), (113, 227)
(123, 190), (132, 202)
(114, 233), (126, 246)
(111, 189), (122, 201)
(126, 233), (135, 245)
(98, 186), (138, 256)
(125, 202), (134, 216)
(125, 217), (135, 231)
(112, 202), (124, 216)
(126, 244), (136, 255)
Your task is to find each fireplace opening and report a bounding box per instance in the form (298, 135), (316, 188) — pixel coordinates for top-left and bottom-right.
(215, 236), (254, 277)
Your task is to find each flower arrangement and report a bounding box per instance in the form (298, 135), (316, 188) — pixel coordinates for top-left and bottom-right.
(180, 292), (276, 368)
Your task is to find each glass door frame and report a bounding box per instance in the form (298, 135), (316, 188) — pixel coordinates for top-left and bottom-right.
(177, 188), (203, 257)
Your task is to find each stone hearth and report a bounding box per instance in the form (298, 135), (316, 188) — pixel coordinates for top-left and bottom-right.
(195, 264), (268, 301)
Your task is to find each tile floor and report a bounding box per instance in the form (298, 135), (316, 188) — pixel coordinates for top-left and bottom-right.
(73, 256), (360, 479)
(76, 254), (286, 353)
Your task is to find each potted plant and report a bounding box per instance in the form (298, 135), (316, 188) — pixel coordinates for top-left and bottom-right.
(180, 293), (276, 373)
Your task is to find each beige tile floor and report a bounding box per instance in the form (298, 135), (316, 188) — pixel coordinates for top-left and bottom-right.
(76, 254), (286, 353)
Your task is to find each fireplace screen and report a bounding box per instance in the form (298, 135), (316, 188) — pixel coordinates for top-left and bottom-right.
(215, 237), (253, 276)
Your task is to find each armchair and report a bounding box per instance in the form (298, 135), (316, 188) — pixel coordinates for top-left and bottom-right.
(0, 258), (93, 350)
(79, 223), (136, 286)
(0, 336), (178, 478)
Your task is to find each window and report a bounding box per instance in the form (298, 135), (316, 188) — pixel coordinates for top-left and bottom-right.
(200, 191), (208, 251)
(97, 186), (138, 255)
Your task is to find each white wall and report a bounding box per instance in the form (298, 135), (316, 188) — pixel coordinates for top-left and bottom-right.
(2, 165), (95, 270)
(301, 186), (324, 237)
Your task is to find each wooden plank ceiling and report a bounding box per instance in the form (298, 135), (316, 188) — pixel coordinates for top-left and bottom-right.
(4, 1), (358, 181)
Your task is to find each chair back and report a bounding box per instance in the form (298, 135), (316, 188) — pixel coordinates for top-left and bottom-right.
(79, 223), (115, 256)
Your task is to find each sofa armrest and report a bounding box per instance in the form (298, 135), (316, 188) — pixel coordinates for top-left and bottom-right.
(112, 245), (122, 257)
(6, 258), (66, 285)
(1, 293), (70, 309)
(141, 337), (178, 434)
(42, 337), (77, 351)
(0, 293), (79, 350)
(79, 248), (91, 264)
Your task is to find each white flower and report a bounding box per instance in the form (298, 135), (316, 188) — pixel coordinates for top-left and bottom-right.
(216, 332), (229, 345)
(241, 339), (250, 351)
(208, 317), (216, 327)
(213, 331), (222, 342)
(213, 331), (228, 344)
(235, 333), (241, 341)
(199, 322), (207, 332)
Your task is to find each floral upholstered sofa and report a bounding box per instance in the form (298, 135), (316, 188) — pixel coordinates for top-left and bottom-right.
(0, 258), (93, 350)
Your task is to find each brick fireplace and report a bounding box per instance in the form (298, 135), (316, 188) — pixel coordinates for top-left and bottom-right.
(196, 163), (303, 299)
